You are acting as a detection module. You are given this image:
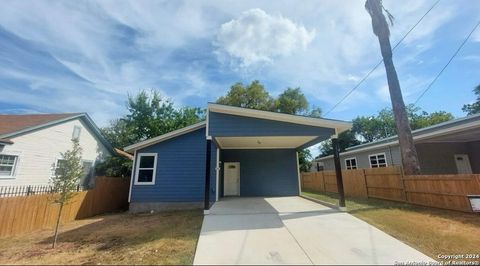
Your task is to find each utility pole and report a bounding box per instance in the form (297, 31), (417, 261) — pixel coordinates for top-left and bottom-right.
(365, 0), (421, 175)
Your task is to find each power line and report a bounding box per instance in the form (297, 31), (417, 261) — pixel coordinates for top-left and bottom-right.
(324, 0), (441, 116)
(414, 20), (480, 105)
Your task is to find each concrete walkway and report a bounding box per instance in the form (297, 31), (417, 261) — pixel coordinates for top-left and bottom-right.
(194, 197), (433, 265)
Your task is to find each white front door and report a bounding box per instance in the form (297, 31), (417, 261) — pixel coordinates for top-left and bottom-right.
(454, 154), (473, 174)
(224, 162), (240, 196)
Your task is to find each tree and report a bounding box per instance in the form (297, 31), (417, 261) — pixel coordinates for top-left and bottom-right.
(319, 130), (361, 156)
(462, 85), (480, 115)
(217, 81), (275, 111)
(97, 90), (204, 177)
(320, 105), (453, 157)
(365, 0), (421, 174)
(50, 139), (84, 248)
(298, 149), (313, 172)
(276, 88), (308, 114)
(352, 105), (454, 142)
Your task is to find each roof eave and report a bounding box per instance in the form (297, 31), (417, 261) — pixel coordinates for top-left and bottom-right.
(207, 103), (352, 133)
(124, 121), (207, 153)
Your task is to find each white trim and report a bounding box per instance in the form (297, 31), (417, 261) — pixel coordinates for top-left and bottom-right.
(215, 147), (220, 201)
(221, 146), (306, 150)
(208, 103), (352, 133)
(344, 157), (357, 170)
(124, 122), (206, 152)
(0, 154), (18, 178)
(206, 109), (210, 138)
(368, 153), (387, 168)
(134, 153), (157, 185)
(128, 150), (137, 202)
(296, 151), (301, 195)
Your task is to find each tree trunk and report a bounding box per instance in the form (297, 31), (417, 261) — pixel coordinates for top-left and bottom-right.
(367, 0), (421, 175)
(52, 202), (64, 249)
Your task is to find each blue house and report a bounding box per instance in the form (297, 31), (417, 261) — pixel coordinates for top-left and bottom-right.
(124, 103), (351, 213)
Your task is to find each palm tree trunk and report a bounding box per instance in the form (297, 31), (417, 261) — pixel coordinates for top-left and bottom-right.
(366, 0), (421, 175)
(52, 202), (64, 248)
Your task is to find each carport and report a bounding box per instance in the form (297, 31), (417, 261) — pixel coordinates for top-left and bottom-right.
(204, 104), (352, 211)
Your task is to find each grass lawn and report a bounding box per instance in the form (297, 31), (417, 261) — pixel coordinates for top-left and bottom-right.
(0, 210), (203, 265)
(302, 190), (480, 263)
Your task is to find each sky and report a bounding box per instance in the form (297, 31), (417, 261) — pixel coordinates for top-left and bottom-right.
(0, 0), (479, 129)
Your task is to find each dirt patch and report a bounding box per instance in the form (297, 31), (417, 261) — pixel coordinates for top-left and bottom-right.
(0, 210), (203, 265)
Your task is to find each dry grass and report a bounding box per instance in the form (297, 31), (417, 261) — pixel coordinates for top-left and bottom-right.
(0, 210), (203, 265)
(303, 191), (480, 263)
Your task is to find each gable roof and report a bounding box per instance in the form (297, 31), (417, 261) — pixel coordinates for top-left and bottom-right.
(0, 113), (81, 136)
(316, 113), (480, 160)
(207, 103), (352, 134)
(0, 113), (114, 155)
(124, 121), (206, 152)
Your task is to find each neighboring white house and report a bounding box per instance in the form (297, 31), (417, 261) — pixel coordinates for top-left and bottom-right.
(0, 113), (114, 187)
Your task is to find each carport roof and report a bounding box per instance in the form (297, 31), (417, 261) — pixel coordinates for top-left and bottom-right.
(124, 104), (353, 152)
(208, 103), (352, 133)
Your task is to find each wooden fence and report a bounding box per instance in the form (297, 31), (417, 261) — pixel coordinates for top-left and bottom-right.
(301, 167), (480, 213)
(0, 177), (130, 238)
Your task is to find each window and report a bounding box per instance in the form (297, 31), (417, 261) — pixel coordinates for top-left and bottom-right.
(72, 126), (81, 140)
(0, 154), (17, 176)
(135, 153), (157, 185)
(369, 153), (387, 168)
(54, 159), (66, 176)
(345, 157), (357, 170)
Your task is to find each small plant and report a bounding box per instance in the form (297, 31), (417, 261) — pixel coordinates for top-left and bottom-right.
(49, 139), (84, 248)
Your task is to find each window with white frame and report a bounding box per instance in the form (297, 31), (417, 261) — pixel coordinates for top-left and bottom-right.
(345, 157), (357, 170)
(0, 154), (17, 176)
(135, 153), (157, 185)
(72, 125), (82, 140)
(369, 153), (387, 168)
(53, 158), (66, 176)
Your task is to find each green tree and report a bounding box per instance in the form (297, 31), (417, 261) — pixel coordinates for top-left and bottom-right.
(217, 81), (275, 111)
(319, 130), (361, 156)
(298, 149), (313, 172)
(462, 85), (480, 115)
(320, 105), (453, 157)
(276, 88), (308, 114)
(352, 105), (454, 142)
(97, 90), (204, 177)
(50, 139), (84, 248)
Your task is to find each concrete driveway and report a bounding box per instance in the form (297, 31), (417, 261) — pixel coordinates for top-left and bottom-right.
(193, 196), (433, 265)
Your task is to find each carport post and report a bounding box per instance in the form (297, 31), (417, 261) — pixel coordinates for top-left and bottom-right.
(332, 136), (346, 209)
(204, 139), (212, 212)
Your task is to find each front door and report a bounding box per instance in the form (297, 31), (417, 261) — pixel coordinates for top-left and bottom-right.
(224, 162), (240, 196)
(454, 154), (473, 174)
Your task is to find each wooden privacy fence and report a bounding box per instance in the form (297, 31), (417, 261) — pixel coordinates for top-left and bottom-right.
(301, 166), (480, 213)
(0, 177), (130, 238)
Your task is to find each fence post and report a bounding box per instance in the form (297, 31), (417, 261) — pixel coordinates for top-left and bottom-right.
(27, 186), (31, 196)
(362, 169), (369, 198)
(400, 168), (407, 202)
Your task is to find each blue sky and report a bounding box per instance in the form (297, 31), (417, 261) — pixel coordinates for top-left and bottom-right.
(0, 0), (479, 128)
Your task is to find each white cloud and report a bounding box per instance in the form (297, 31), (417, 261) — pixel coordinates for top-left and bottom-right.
(215, 8), (315, 66)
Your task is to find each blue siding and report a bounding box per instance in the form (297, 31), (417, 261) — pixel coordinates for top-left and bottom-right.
(221, 149), (299, 197)
(130, 127), (217, 203)
(208, 112), (335, 137)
